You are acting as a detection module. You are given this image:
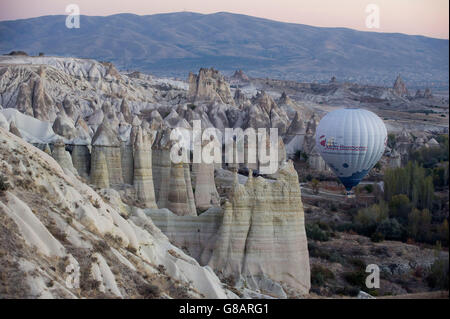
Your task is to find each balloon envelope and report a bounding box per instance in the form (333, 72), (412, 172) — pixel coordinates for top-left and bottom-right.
(316, 108), (387, 191)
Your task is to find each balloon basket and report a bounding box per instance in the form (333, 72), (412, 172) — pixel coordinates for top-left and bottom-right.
(346, 191), (355, 199)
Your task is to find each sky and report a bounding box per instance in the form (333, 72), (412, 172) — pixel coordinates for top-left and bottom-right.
(0, 0), (448, 39)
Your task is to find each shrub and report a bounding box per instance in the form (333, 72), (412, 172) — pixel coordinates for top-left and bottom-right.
(306, 223), (330, 241)
(388, 194), (411, 224)
(354, 201), (389, 236)
(93, 199), (101, 208)
(376, 218), (404, 240)
(387, 133), (396, 149)
(371, 232), (385, 242)
(407, 208), (432, 243)
(138, 284), (161, 298)
(311, 179), (320, 194)
(349, 258), (366, 270)
(300, 151), (309, 162)
(0, 175), (10, 193)
(426, 258), (449, 290)
(437, 220), (449, 246)
(364, 184), (374, 193)
(157, 264), (166, 274)
(333, 286), (360, 297)
(308, 243), (329, 259)
(344, 270), (366, 288)
(328, 251), (344, 264)
(311, 265), (335, 286)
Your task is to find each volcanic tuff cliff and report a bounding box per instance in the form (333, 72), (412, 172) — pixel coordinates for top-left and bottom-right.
(147, 163), (310, 297)
(0, 55), (316, 298)
(0, 127), (236, 298)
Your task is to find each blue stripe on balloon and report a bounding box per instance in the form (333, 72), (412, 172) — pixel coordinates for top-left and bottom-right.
(338, 168), (370, 191)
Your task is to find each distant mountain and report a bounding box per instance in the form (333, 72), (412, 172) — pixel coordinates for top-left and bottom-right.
(0, 12), (448, 86)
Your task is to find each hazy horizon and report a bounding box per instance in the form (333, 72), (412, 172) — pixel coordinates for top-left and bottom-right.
(0, 0), (448, 39)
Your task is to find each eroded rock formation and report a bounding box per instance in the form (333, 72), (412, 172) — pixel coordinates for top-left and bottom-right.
(188, 68), (235, 105)
(393, 75), (409, 97)
(91, 119), (123, 186)
(193, 161), (220, 212)
(208, 162), (310, 294)
(167, 162), (195, 216)
(51, 139), (77, 175)
(147, 161), (311, 297)
(71, 144), (91, 178)
(90, 149), (110, 188)
(133, 126), (157, 208)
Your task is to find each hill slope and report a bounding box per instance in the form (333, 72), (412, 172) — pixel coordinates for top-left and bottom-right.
(0, 12), (448, 86)
(0, 127), (235, 298)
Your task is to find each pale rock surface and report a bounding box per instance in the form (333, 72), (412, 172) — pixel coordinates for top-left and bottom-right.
(233, 88), (250, 107)
(284, 110), (306, 155)
(184, 163), (197, 216)
(120, 141), (134, 185)
(31, 68), (58, 122)
(0, 192), (66, 258)
(147, 162), (311, 296)
(188, 68), (235, 105)
(250, 90), (289, 134)
(16, 82), (34, 116)
(91, 253), (122, 297)
(52, 110), (77, 140)
(302, 114), (319, 154)
(73, 117), (91, 145)
(208, 162), (310, 295)
(90, 150), (110, 189)
(71, 145), (91, 178)
(133, 126), (157, 208)
(167, 163), (194, 216)
(230, 70), (250, 83)
(9, 120), (22, 137)
(120, 98), (132, 123)
(91, 119), (123, 185)
(151, 127), (174, 209)
(51, 139), (78, 175)
(0, 108), (59, 144)
(146, 207), (223, 262)
(193, 161), (220, 212)
(308, 145), (327, 171)
(393, 75), (409, 97)
(0, 112), (9, 130)
(0, 127), (236, 299)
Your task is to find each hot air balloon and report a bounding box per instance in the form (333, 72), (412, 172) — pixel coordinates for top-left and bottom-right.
(316, 108), (387, 195)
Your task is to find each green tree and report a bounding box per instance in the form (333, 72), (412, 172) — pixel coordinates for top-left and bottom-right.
(388, 194), (411, 224)
(376, 218), (404, 240)
(387, 133), (396, 149)
(433, 163), (449, 188)
(437, 219), (449, 246)
(408, 208), (432, 242)
(354, 201), (389, 235)
(311, 179), (320, 194)
(427, 257), (449, 290)
(384, 162), (434, 211)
